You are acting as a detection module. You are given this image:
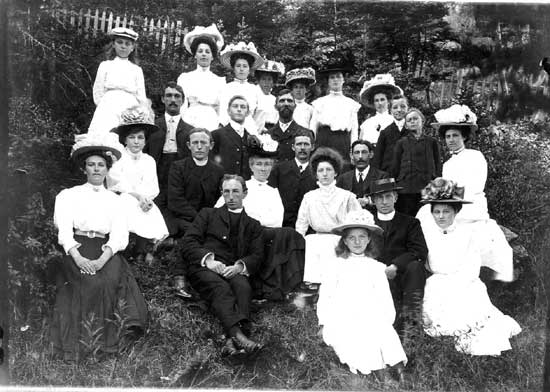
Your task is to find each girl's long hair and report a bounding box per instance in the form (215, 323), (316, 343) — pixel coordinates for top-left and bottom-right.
(335, 228), (383, 259)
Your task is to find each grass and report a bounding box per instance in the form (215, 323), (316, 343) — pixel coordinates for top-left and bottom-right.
(8, 239), (546, 391)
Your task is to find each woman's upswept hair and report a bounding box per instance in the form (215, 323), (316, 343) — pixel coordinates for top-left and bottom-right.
(335, 227), (382, 259)
(429, 201), (463, 214)
(310, 147), (344, 175)
(78, 151), (114, 171)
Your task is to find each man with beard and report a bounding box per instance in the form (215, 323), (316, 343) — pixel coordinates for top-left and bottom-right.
(268, 129), (317, 228)
(145, 82), (194, 239)
(336, 140), (389, 211)
(267, 89), (312, 161)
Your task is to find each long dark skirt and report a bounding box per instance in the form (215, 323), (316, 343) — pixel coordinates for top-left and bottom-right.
(252, 227), (305, 301)
(50, 235), (148, 360)
(316, 125), (351, 161)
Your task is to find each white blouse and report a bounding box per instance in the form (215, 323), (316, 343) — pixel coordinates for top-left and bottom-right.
(54, 183), (128, 254)
(310, 91), (361, 142)
(215, 178), (284, 228)
(92, 57), (146, 106)
(293, 99), (314, 129)
(106, 150), (160, 200)
(359, 111), (395, 144)
(255, 88), (279, 130)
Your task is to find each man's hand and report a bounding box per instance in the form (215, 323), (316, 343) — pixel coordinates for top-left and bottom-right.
(385, 264), (398, 280)
(358, 196), (372, 208)
(205, 258), (226, 274)
(222, 264), (244, 279)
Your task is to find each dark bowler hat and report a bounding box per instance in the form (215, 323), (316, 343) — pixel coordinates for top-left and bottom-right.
(368, 178), (403, 196)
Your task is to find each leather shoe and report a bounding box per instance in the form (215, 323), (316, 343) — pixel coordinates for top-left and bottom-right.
(221, 338), (246, 358)
(232, 332), (263, 354)
(174, 275), (194, 300)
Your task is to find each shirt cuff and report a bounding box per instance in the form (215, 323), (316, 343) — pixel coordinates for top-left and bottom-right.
(201, 252), (214, 267)
(65, 242), (81, 255)
(236, 260), (249, 276)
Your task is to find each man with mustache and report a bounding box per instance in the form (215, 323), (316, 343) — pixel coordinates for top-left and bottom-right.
(267, 89), (312, 161)
(336, 140), (389, 211)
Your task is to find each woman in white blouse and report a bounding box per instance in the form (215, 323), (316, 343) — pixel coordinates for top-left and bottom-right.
(51, 133), (148, 361)
(296, 147), (361, 287)
(177, 24), (226, 131)
(309, 62), (361, 160)
(218, 42), (265, 135)
(107, 107), (168, 264)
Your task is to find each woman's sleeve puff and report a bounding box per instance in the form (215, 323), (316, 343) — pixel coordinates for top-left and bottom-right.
(53, 189), (80, 254)
(102, 194), (129, 253)
(92, 61), (108, 105)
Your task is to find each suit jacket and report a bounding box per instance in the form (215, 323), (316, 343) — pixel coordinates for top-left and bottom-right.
(336, 166), (389, 198)
(372, 122), (409, 173)
(167, 157), (225, 225)
(268, 159), (317, 228)
(145, 116), (195, 162)
(268, 121), (312, 162)
(212, 124), (252, 180)
(374, 212), (428, 273)
(181, 206), (264, 275)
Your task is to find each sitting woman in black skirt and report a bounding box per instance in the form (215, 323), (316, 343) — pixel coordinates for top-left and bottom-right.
(51, 133), (148, 361)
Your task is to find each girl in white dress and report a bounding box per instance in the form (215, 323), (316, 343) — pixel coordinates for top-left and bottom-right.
(317, 210), (406, 382)
(285, 68), (316, 129)
(358, 74), (402, 145)
(88, 28), (146, 135)
(417, 104), (514, 281)
(218, 42), (265, 134)
(177, 24), (226, 131)
(419, 178), (521, 355)
(107, 107), (168, 263)
(254, 59), (285, 133)
(296, 147), (361, 287)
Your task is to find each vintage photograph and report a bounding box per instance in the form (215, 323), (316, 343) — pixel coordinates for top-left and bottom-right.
(4, 0), (550, 390)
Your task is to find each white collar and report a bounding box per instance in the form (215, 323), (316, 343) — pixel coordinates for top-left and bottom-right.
(234, 78), (248, 84)
(377, 210), (395, 221)
(229, 120), (245, 134)
(295, 158), (309, 170)
(295, 98), (306, 104)
(279, 120), (292, 130)
(196, 66), (210, 72)
(228, 207), (243, 213)
(355, 166), (370, 181)
(250, 177), (268, 186)
(125, 148), (142, 160)
(192, 157), (208, 166)
(329, 90), (343, 97)
(438, 222), (457, 234)
(165, 112), (180, 122)
(395, 118), (405, 129)
(114, 56), (129, 62)
(85, 182), (105, 192)
(451, 147), (466, 155)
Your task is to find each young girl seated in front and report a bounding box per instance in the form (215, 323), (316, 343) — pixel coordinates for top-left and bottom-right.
(316, 210), (407, 385)
(88, 27), (147, 135)
(107, 106), (168, 263)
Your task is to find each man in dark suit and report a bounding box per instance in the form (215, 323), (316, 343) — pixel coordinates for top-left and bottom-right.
(268, 129), (317, 228)
(167, 128), (225, 299)
(212, 95), (257, 180)
(145, 81), (195, 227)
(371, 96), (409, 173)
(369, 178), (428, 342)
(181, 175), (264, 355)
(268, 89), (313, 161)
(336, 139), (389, 210)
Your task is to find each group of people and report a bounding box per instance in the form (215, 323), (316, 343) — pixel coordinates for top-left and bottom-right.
(50, 24), (521, 384)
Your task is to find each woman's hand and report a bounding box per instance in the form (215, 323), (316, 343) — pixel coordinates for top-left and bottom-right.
(91, 247), (114, 272)
(139, 197), (153, 212)
(385, 264), (398, 280)
(69, 247), (95, 274)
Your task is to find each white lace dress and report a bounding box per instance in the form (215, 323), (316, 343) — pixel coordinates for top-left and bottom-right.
(317, 254), (407, 374)
(421, 218), (521, 355)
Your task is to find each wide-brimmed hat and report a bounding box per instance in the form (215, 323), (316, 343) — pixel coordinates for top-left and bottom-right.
(248, 143), (278, 159)
(332, 210), (383, 236)
(220, 41), (264, 70)
(112, 106), (159, 144)
(71, 132), (124, 163)
(368, 178), (403, 196)
(285, 67), (316, 87)
(420, 178), (472, 204)
(255, 59), (286, 77)
(431, 104), (479, 141)
(317, 51), (355, 75)
(359, 74), (403, 107)
(183, 24), (224, 55)
(109, 27), (138, 41)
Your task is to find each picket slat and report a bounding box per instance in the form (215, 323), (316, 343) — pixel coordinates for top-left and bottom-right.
(100, 10), (106, 33)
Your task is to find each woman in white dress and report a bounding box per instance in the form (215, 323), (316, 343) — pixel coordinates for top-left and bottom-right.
(177, 24), (226, 131)
(88, 27), (146, 135)
(51, 133), (148, 361)
(254, 59), (285, 133)
(417, 104), (514, 281)
(218, 42), (264, 134)
(419, 178), (521, 355)
(317, 210), (406, 382)
(358, 74), (403, 145)
(309, 59), (361, 160)
(107, 107), (168, 263)
(296, 147), (361, 287)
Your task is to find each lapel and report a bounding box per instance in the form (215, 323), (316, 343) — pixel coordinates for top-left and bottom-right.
(271, 121), (295, 142)
(226, 125), (246, 148)
(237, 210), (248, 256)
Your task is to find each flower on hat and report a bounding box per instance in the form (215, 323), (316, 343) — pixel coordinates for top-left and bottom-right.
(364, 73), (397, 89)
(183, 24), (224, 54)
(71, 132), (124, 158)
(285, 67), (316, 86)
(219, 41), (264, 70)
(434, 104), (477, 125)
(221, 41), (259, 57)
(256, 60), (285, 76)
(119, 105), (155, 126)
(257, 133), (278, 152)
(421, 177), (465, 202)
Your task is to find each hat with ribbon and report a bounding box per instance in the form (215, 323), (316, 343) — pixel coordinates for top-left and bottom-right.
(109, 27), (138, 41)
(183, 24), (224, 56)
(420, 177), (472, 205)
(220, 41), (264, 70)
(368, 178), (404, 196)
(332, 210), (384, 236)
(255, 59), (286, 77)
(431, 104), (478, 141)
(71, 132), (124, 164)
(285, 67), (316, 87)
(359, 74), (403, 108)
(112, 106), (159, 144)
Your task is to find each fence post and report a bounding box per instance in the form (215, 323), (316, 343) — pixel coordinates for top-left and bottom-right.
(107, 12), (114, 32)
(114, 15), (120, 28)
(93, 9), (99, 38)
(84, 9), (91, 39)
(100, 10), (106, 34)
